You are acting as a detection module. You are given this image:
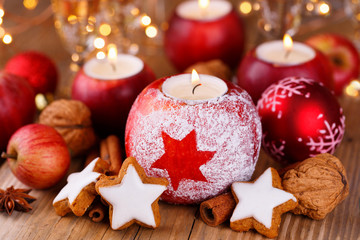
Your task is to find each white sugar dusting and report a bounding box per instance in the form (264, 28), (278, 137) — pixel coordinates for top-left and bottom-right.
(126, 85), (262, 204)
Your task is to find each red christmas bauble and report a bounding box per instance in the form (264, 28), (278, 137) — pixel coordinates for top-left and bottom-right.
(257, 77), (345, 164)
(125, 76), (262, 204)
(5, 51), (58, 94)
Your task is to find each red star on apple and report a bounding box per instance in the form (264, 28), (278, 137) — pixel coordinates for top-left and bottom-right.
(151, 130), (216, 191)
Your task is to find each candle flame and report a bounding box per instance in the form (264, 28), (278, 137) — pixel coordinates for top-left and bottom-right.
(107, 44), (118, 63)
(283, 34), (293, 52)
(198, 0), (209, 9)
(191, 69), (200, 85)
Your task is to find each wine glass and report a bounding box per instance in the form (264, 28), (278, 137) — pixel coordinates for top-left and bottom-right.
(257, 0), (304, 40)
(51, 0), (100, 71)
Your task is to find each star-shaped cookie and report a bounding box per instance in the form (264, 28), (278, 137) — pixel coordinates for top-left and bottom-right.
(96, 157), (169, 230)
(230, 167), (297, 238)
(53, 157), (109, 216)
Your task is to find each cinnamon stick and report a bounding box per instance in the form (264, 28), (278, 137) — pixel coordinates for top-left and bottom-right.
(100, 139), (110, 163)
(106, 135), (123, 175)
(85, 148), (100, 167)
(200, 192), (236, 227)
(88, 201), (107, 223)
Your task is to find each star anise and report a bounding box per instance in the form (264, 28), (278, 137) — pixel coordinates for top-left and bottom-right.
(0, 186), (36, 216)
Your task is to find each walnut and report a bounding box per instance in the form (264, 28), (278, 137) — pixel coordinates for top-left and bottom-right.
(282, 153), (349, 220)
(184, 59), (232, 81)
(39, 99), (96, 157)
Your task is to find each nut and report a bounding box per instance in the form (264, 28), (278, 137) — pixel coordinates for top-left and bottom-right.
(39, 99), (96, 156)
(282, 153), (349, 220)
(184, 59), (232, 81)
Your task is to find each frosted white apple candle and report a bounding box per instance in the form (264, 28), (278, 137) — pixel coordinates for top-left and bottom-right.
(162, 70), (228, 102)
(177, 0), (232, 20)
(256, 34), (316, 66)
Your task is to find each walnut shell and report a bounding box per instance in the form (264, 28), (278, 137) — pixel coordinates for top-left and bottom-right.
(39, 99), (96, 156)
(282, 153), (349, 220)
(184, 59), (232, 81)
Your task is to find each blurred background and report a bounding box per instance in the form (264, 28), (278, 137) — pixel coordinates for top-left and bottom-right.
(0, 0), (359, 97)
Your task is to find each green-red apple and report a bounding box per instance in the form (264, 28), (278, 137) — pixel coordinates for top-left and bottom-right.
(1, 124), (70, 189)
(306, 33), (360, 95)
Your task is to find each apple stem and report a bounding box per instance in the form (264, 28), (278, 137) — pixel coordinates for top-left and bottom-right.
(1, 152), (17, 160)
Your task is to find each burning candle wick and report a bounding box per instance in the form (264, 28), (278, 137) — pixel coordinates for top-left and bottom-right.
(110, 62), (117, 72)
(192, 83), (202, 94)
(284, 50), (291, 59)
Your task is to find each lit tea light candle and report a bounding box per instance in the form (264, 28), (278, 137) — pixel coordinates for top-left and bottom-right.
(177, 0), (232, 21)
(162, 70), (228, 102)
(256, 34), (316, 66)
(84, 51), (144, 80)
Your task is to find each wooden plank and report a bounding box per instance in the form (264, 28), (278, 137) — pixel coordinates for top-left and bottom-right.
(135, 203), (197, 240)
(0, 1), (359, 239)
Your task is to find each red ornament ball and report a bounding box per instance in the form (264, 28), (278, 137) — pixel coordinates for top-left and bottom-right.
(257, 77), (345, 164)
(5, 51), (58, 94)
(125, 76), (262, 204)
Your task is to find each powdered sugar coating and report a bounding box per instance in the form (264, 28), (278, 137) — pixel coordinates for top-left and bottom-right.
(125, 78), (262, 204)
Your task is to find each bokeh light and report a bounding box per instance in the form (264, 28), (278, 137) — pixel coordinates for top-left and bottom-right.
(145, 25), (158, 38)
(94, 37), (105, 49)
(239, 1), (252, 15)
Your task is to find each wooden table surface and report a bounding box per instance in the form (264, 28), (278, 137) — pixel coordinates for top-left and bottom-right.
(0, 1), (359, 239)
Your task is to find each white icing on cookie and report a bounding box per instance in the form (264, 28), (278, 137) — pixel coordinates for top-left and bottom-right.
(98, 164), (167, 229)
(53, 158), (101, 204)
(230, 168), (296, 229)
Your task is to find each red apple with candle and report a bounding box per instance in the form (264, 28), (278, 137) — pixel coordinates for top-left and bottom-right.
(72, 52), (156, 136)
(0, 72), (36, 152)
(164, 0), (245, 71)
(1, 124), (70, 189)
(125, 73), (262, 204)
(5, 51), (58, 94)
(236, 35), (334, 103)
(306, 33), (360, 95)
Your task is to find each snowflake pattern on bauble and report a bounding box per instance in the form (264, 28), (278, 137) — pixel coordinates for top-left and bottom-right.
(257, 77), (314, 116)
(307, 111), (345, 156)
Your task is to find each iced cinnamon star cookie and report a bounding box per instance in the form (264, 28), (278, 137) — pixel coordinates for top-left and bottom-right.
(230, 167), (297, 238)
(53, 157), (108, 216)
(96, 157), (168, 230)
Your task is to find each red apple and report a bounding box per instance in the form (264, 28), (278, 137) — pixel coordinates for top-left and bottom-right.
(72, 59), (156, 136)
(0, 72), (36, 152)
(5, 51), (58, 94)
(2, 124), (70, 189)
(164, 1), (244, 71)
(236, 47), (334, 103)
(306, 33), (360, 95)
(125, 76), (261, 204)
